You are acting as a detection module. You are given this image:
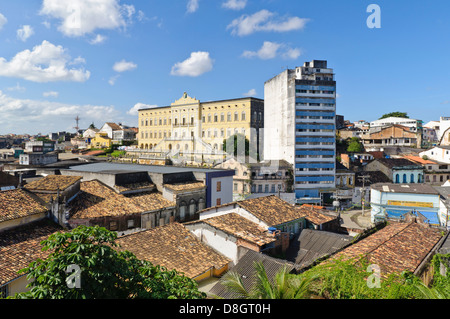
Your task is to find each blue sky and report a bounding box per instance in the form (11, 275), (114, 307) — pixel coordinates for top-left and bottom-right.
(0, 0), (449, 135)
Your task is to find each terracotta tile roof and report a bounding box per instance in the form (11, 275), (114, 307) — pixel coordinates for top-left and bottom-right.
(0, 220), (62, 285)
(402, 155), (437, 165)
(330, 221), (443, 276)
(24, 175), (82, 192)
(69, 180), (144, 219)
(127, 192), (176, 211)
(236, 195), (304, 226)
(0, 189), (48, 223)
(163, 182), (205, 192)
(296, 206), (337, 225)
(114, 181), (155, 193)
(105, 122), (122, 130)
(116, 223), (231, 279)
(193, 213), (277, 247)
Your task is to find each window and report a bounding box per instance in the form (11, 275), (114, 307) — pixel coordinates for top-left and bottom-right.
(216, 181), (221, 192)
(403, 174), (407, 183)
(227, 112), (232, 121)
(216, 198), (221, 205)
(241, 111), (246, 121)
(234, 112), (239, 121)
(127, 219), (135, 229)
(410, 174), (415, 183)
(109, 221), (118, 231)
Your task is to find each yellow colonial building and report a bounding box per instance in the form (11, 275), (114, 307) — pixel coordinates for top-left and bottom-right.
(137, 92), (264, 163)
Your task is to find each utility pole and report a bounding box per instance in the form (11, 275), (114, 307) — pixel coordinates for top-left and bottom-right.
(358, 174), (371, 216)
(74, 115), (80, 133)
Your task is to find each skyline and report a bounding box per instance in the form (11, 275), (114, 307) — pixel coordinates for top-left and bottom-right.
(0, 1), (449, 135)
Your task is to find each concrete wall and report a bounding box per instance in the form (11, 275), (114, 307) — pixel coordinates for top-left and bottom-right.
(263, 70), (296, 164)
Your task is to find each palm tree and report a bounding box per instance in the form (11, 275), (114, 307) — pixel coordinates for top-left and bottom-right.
(221, 261), (316, 299)
(414, 282), (450, 299)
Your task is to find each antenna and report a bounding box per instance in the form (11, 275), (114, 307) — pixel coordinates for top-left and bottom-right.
(74, 115), (80, 132)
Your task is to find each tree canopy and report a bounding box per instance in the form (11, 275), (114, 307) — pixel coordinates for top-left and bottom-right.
(379, 112), (409, 119)
(12, 225), (206, 299)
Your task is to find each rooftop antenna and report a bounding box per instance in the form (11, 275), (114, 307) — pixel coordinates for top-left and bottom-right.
(74, 115), (80, 132)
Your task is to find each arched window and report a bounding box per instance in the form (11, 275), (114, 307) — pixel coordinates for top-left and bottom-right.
(410, 174), (415, 183)
(198, 198), (205, 211)
(395, 174), (400, 183)
(234, 112), (239, 121)
(179, 201), (187, 220)
(189, 199), (197, 216)
(403, 174), (407, 183)
(220, 113), (224, 122)
(241, 111), (246, 121)
(227, 112), (231, 121)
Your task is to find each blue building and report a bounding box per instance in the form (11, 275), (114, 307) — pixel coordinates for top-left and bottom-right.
(370, 183), (442, 226)
(264, 60), (336, 204)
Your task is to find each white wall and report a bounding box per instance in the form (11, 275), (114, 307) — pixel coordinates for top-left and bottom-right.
(190, 227), (239, 265)
(210, 176), (233, 206)
(263, 70), (296, 164)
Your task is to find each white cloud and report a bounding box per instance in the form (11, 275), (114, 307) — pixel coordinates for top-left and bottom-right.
(243, 89), (256, 97)
(6, 83), (26, 92)
(113, 59), (137, 72)
(127, 102), (157, 115)
(222, 0), (247, 10)
(39, 0), (136, 37)
(89, 34), (107, 44)
(242, 41), (301, 60)
(108, 74), (120, 85)
(171, 51), (213, 77)
(0, 13), (7, 31)
(0, 40), (90, 83)
(0, 90), (119, 134)
(43, 91), (59, 98)
(242, 41), (281, 60)
(17, 25), (34, 42)
(227, 9), (309, 36)
(187, 0), (199, 13)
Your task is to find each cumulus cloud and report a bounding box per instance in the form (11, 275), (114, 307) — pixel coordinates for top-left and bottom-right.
(0, 40), (90, 83)
(242, 41), (301, 60)
(0, 13), (7, 31)
(43, 91), (59, 98)
(170, 51), (213, 77)
(222, 0), (247, 10)
(89, 34), (107, 44)
(243, 89), (256, 97)
(17, 25), (34, 42)
(39, 0), (136, 37)
(0, 90), (119, 134)
(227, 9), (309, 36)
(127, 102), (157, 115)
(113, 59), (137, 72)
(187, 0), (199, 13)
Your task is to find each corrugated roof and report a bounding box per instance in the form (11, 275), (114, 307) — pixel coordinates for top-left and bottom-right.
(287, 229), (353, 269)
(209, 249), (296, 299)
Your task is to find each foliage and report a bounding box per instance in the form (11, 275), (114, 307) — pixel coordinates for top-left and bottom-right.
(379, 112), (409, 120)
(221, 261), (316, 299)
(12, 226), (205, 299)
(223, 133), (258, 159)
(347, 138), (364, 153)
(296, 257), (422, 299)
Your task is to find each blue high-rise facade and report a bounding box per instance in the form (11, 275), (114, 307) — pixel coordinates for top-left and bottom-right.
(264, 60), (336, 204)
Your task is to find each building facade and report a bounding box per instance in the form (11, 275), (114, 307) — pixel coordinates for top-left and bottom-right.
(264, 60), (336, 204)
(137, 93), (264, 163)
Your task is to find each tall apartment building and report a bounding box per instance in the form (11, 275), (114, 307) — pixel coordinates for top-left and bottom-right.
(137, 92), (264, 163)
(264, 60), (336, 204)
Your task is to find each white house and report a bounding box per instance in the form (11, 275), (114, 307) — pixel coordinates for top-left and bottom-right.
(420, 146), (450, 164)
(370, 117), (422, 132)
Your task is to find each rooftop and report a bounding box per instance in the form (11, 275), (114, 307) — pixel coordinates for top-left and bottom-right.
(163, 181), (205, 192)
(297, 206), (338, 225)
(287, 229), (353, 269)
(0, 189), (48, 223)
(371, 183), (440, 195)
(0, 219), (62, 286)
(69, 180), (144, 219)
(126, 192), (176, 212)
(375, 158), (422, 169)
(24, 175), (82, 192)
(189, 213), (277, 247)
(330, 221), (442, 276)
(115, 223), (231, 279)
(236, 195), (305, 226)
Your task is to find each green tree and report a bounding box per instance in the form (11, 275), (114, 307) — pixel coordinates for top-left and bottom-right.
(379, 112), (409, 119)
(347, 138), (364, 153)
(12, 225), (205, 299)
(221, 262), (316, 299)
